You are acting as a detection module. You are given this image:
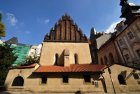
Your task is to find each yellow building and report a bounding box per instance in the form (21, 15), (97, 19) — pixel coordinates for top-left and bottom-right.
(4, 1), (140, 93)
(5, 14), (107, 93)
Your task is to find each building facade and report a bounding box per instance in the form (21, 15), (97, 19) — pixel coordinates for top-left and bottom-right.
(4, 1), (140, 93)
(114, 0), (140, 68)
(5, 14), (107, 93)
(98, 0), (140, 69)
(98, 36), (121, 65)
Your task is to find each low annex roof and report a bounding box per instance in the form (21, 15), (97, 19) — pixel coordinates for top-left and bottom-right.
(34, 64), (106, 73)
(10, 63), (36, 69)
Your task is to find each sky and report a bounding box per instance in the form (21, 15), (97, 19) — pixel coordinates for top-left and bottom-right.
(0, 0), (140, 45)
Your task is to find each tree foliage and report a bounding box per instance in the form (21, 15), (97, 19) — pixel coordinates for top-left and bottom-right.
(0, 13), (5, 37)
(0, 43), (17, 85)
(23, 56), (39, 66)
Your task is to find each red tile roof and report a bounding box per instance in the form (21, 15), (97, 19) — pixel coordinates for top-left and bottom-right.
(34, 64), (106, 73)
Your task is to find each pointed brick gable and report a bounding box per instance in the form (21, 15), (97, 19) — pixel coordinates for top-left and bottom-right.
(44, 14), (87, 42)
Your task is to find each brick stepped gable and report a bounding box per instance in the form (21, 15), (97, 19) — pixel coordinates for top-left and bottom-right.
(44, 14), (87, 42)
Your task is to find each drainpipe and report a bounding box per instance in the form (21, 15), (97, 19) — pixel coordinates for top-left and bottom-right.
(101, 74), (107, 93)
(108, 66), (116, 94)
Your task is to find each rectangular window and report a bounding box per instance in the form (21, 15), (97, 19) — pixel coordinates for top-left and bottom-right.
(94, 81), (99, 88)
(133, 73), (140, 79)
(124, 54), (129, 62)
(127, 31), (134, 39)
(136, 49), (140, 58)
(63, 76), (68, 83)
(119, 39), (123, 45)
(83, 75), (91, 83)
(137, 81), (140, 84)
(41, 77), (47, 84)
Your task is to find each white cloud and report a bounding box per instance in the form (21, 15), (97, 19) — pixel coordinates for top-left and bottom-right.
(6, 13), (18, 26)
(105, 20), (121, 33)
(37, 18), (50, 24)
(44, 19), (50, 24)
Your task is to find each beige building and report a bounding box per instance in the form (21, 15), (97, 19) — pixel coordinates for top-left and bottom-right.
(4, 1), (140, 93)
(5, 14), (106, 93)
(103, 64), (140, 93)
(4, 14), (140, 94)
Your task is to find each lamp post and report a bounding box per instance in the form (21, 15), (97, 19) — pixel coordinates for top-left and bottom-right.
(108, 66), (116, 94)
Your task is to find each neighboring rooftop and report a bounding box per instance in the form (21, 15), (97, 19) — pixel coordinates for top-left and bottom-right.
(5, 37), (18, 44)
(96, 33), (112, 49)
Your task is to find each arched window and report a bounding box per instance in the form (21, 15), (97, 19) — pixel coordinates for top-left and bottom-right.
(104, 56), (108, 65)
(12, 76), (24, 86)
(74, 54), (78, 64)
(54, 53), (59, 65)
(118, 74), (126, 85)
(109, 53), (114, 64)
(100, 58), (103, 65)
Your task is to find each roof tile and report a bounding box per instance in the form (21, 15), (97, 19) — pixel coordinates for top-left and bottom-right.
(34, 64), (106, 73)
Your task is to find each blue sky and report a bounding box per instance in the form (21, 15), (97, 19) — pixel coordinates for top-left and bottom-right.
(0, 0), (140, 45)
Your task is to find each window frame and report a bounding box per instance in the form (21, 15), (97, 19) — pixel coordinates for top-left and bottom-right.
(62, 75), (69, 84)
(41, 77), (47, 84)
(124, 54), (130, 62)
(12, 76), (24, 86)
(127, 31), (135, 40)
(136, 49), (140, 58)
(54, 53), (59, 65)
(83, 75), (91, 83)
(119, 38), (123, 45)
(74, 53), (78, 64)
(118, 74), (126, 85)
(133, 73), (140, 80)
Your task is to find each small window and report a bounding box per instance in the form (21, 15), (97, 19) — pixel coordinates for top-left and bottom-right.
(137, 81), (140, 84)
(127, 32), (134, 39)
(136, 49), (140, 58)
(104, 56), (108, 65)
(124, 54), (129, 62)
(63, 76), (68, 83)
(41, 77), (47, 84)
(74, 54), (78, 64)
(12, 76), (24, 86)
(94, 81), (99, 88)
(109, 53), (114, 64)
(118, 74), (126, 85)
(119, 39), (123, 45)
(55, 54), (58, 65)
(83, 75), (91, 83)
(100, 58), (103, 65)
(133, 73), (140, 79)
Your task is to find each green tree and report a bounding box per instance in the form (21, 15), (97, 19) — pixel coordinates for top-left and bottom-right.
(25, 56), (39, 66)
(0, 13), (5, 37)
(0, 43), (17, 85)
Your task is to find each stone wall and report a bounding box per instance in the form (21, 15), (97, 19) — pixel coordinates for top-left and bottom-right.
(40, 42), (92, 65)
(103, 64), (140, 93)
